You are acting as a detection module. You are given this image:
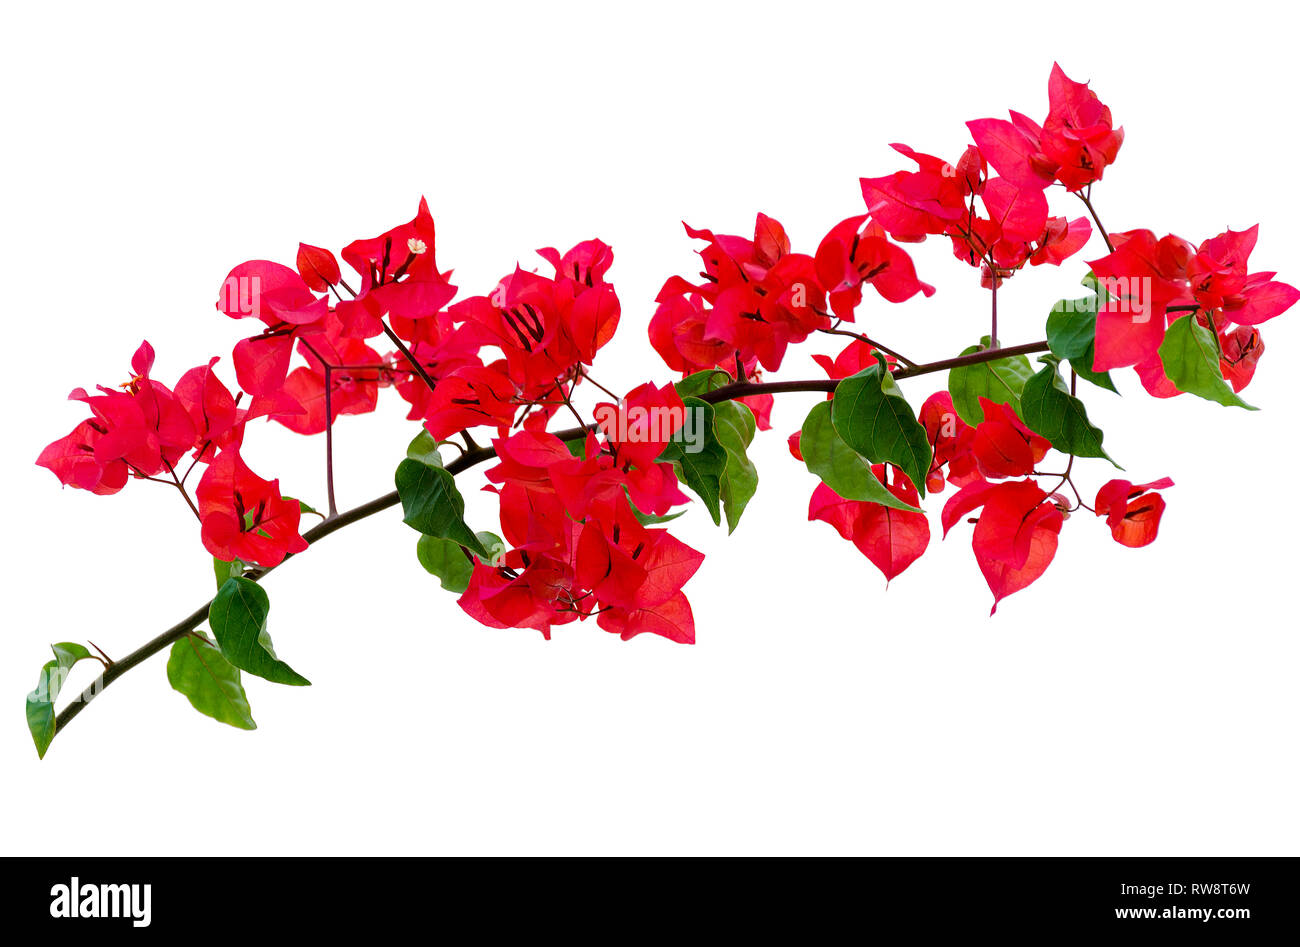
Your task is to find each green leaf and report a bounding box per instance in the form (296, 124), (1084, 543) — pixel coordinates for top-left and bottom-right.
(167, 632), (256, 730)
(209, 577), (310, 686)
(1046, 293), (1118, 394)
(947, 337), (1036, 424)
(630, 507), (686, 526)
(406, 429), (443, 466)
(625, 488), (687, 525)
(213, 557), (244, 590)
(1020, 357), (1119, 465)
(416, 537), (474, 593)
(416, 530), (504, 593)
(26, 643), (94, 759)
(658, 397), (728, 526)
(712, 399), (759, 534)
(800, 401), (922, 512)
(1080, 271), (1110, 299)
(830, 363), (932, 498)
(473, 531), (506, 565)
(1158, 314), (1257, 410)
(394, 458), (490, 557)
(674, 369), (732, 399)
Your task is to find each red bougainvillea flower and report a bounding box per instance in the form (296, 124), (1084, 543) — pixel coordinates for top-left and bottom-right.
(649, 290), (729, 376)
(1023, 63), (1125, 192)
(36, 419), (130, 495)
(1218, 325), (1264, 392)
(1090, 224), (1296, 381)
(594, 381), (685, 470)
(812, 338), (896, 389)
(969, 398), (1051, 480)
(195, 449), (308, 567)
(449, 247), (620, 402)
(217, 259), (330, 413)
(271, 331), (387, 436)
(1185, 225), (1300, 326)
(46, 342), (198, 483)
(869, 70), (1112, 286)
(463, 423), (701, 641)
(295, 242), (341, 292)
(860, 144), (976, 241)
(651, 215), (829, 374)
(965, 116), (1055, 193)
(1094, 477), (1173, 548)
(420, 361), (518, 440)
(978, 177), (1050, 248)
(808, 467), (929, 583)
(943, 479), (1067, 613)
(814, 215), (935, 319)
(221, 198), (465, 418)
(537, 238), (614, 287)
(173, 357), (246, 458)
(333, 197), (458, 339)
(1088, 229), (1196, 371)
(1030, 216), (1093, 266)
(919, 391), (977, 493)
(217, 260), (329, 329)
(597, 590), (696, 644)
(1039, 64), (1124, 191)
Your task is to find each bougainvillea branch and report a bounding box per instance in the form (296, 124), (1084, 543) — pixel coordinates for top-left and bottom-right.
(29, 63), (1298, 757)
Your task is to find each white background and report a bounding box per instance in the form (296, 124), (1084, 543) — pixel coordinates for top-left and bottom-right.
(3, 1), (1296, 855)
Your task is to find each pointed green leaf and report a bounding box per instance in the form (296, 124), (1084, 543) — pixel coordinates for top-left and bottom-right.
(673, 369), (732, 399)
(1158, 314), (1257, 410)
(26, 643), (94, 759)
(1021, 357), (1118, 465)
(416, 536), (475, 593)
(167, 632), (256, 730)
(624, 486), (686, 525)
(416, 530), (502, 593)
(630, 507), (687, 526)
(713, 399), (759, 534)
(406, 429), (443, 466)
(947, 337), (1036, 423)
(801, 401), (922, 512)
(395, 458), (490, 557)
(474, 531), (506, 565)
(830, 363), (932, 498)
(209, 577), (310, 686)
(1046, 293), (1118, 394)
(657, 397), (727, 525)
(213, 557), (244, 589)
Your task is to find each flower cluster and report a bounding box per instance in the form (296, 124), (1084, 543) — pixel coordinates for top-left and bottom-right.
(40, 200), (709, 637)
(649, 212), (932, 405)
(463, 382), (701, 642)
(863, 63), (1121, 285)
(37, 341), (309, 567)
(786, 65), (1197, 611)
(1088, 225), (1295, 392)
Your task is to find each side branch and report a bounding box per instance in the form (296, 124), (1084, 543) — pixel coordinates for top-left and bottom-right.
(52, 446), (495, 740)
